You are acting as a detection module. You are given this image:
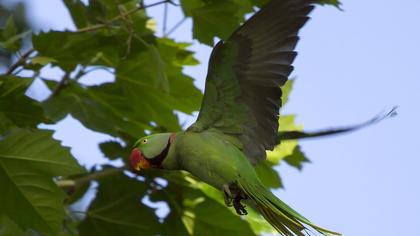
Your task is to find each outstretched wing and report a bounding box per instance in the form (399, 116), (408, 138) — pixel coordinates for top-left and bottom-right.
(189, 0), (316, 164)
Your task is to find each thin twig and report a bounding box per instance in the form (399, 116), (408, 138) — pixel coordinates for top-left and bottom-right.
(163, 2), (168, 35)
(118, 5), (135, 58)
(49, 72), (70, 98)
(75, 0), (170, 33)
(56, 167), (127, 188)
(167, 0), (179, 6)
(48, 66), (90, 98)
(165, 17), (186, 36)
(82, 66), (114, 75)
(277, 106), (398, 141)
(3, 49), (35, 75)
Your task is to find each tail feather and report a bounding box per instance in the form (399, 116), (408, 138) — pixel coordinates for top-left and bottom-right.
(238, 180), (341, 236)
(261, 207), (306, 236)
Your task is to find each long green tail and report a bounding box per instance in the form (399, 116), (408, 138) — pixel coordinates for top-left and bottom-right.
(238, 179), (341, 236)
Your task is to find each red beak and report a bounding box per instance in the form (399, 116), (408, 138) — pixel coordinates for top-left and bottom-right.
(130, 148), (142, 171)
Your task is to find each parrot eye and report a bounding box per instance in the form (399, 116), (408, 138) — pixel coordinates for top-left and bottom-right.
(142, 139), (148, 144)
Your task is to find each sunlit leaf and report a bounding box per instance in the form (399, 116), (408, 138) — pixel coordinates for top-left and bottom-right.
(283, 145), (310, 171)
(255, 160), (283, 188)
(245, 209), (277, 235)
(281, 79), (294, 108)
(153, 176), (256, 236)
(31, 56), (57, 66)
(267, 115), (303, 164)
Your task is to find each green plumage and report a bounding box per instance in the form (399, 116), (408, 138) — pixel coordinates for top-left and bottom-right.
(131, 0), (341, 235)
(190, 0), (315, 164)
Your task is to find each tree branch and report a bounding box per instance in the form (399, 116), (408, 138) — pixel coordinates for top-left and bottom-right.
(3, 49), (35, 75)
(75, 0), (171, 33)
(56, 167), (127, 188)
(278, 106), (398, 141)
(48, 66), (89, 99)
(48, 72), (70, 98)
(165, 17), (186, 36)
(163, 2), (168, 35)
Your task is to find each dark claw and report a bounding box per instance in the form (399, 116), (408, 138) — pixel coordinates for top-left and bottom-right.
(233, 197), (248, 215)
(224, 183), (248, 215)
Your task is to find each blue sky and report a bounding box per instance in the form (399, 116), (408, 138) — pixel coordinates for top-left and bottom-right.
(13, 0), (420, 235)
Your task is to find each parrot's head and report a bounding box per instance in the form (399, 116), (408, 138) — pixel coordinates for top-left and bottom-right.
(130, 133), (176, 171)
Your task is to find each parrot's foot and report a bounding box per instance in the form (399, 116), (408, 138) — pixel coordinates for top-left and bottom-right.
(223, 183), (248, 215)
(233, 197), (247, 215)
(223, 184), (233, 207)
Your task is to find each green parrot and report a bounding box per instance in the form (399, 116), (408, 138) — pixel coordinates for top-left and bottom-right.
(130, 0), (340, 235)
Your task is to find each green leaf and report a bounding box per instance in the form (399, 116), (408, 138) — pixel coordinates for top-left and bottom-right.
(0, 16), (20, 51)
(0, 14), (31, 52)
(39, 38), (201, 136)
(255, 160), (283, 189)
(158, 38), (199, 66)
(181, 0), (252, 45)
(63, 180), (91, 205)
(155, 174), (256, 236)
(78, 170), (161, 236)
(0, 129), (85, 234)
(63, 0), (89, 28)
(281, 79), (294, 108)
(99, 141), (127, 160)
(188, 197), (256, 236)
(2, 16), (17, 40)
(148, 45), (169, 93)
(267, 115), (303, 164)
(31, 56), (57, 66)
(116, 38), (202, 131)
(0, 76), (49, 134)
(0, 75), (31, 97)
(0, 30), (30, 52)
(33, 30), (134, 71)
(42, 81), (149, 139)
(283, 145), (310, 171)
(319, 0), (342, 8)
(245, 209), (277, 235)
(0, 215), (29, 236)
(86, 0), (109, 24)
(161, 211), (191, 236)
(120, 44), (170, 93)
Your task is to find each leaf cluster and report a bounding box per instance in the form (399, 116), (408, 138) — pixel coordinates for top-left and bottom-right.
(0, 0), (339, 235)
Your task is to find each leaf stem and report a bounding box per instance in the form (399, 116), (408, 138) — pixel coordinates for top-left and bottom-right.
(75, 0), (172, 33)
(56, 166), (127, 188)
